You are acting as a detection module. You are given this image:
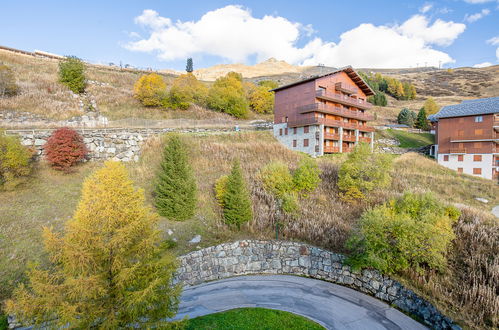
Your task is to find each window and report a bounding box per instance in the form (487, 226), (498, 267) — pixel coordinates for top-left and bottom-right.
(284, 128), (288, 135)
(475, 116), (483, 123)
(444, 155), (449, 161)
(473, 168), (482, 175)
(475, 129), (483, 135)
(293, 140), (297, 147)
(474, 155), (482, 162)
(304, 126), (309, 133)
(303, 139), (309, 147)
(279, 128), (283, 136)
(458, 155), (464, 162)
(293, 127), (297, 134)
(457, 168), (463, 173)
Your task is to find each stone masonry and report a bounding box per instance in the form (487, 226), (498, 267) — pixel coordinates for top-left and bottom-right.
(6, 127), (234, 162)
(176, 240), (459, 330)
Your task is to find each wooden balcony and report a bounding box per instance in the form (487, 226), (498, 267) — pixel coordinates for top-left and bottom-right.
(287, 116), (375, 132)
(359, 136), (372, 143)
(298, 103), (374, 121)
(335, 82), (358, 95)
(451, 133), (498, 143)
(316, 89), (372, 110)
(343, 135), (356, 142)
(324, 132), (340, 140)
(449, 148), (466, 154)
(324, 146), (340, 153)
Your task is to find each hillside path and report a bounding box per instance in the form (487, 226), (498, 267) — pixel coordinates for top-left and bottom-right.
(173, 275), (427, 330)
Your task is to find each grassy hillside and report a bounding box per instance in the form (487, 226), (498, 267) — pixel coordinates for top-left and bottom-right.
(377, 129), (435, 148)
(0, 131), (497, 328)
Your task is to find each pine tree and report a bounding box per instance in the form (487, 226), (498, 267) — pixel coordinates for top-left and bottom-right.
(416, 108), (429, 130)
(222, 160), (253, 229)
(397, 108), (415, 127)
(6, 161), (181, 328)
(186, 58), (193, 73)
(155, 134), (197, 221)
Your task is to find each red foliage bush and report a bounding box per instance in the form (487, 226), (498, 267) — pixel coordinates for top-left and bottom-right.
(44, 127), (88, 171)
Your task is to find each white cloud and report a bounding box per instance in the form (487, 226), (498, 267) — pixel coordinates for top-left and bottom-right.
(465, 9), (490, 22)
(125, 6), (466, 68)
(463, 0), (494, 3)
(420, 3), (433, 13)
(473, 62), (492, 67)
(487, 36), (499, 61)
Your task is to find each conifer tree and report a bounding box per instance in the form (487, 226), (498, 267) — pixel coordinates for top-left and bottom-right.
(416, 108), (429, 130)
(186, 58), (193, 73)
(155, 134), (197, 221)
(6, 161), (181, 328)
(222, 160), (253, 228)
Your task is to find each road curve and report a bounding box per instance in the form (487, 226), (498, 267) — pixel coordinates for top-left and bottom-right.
(174, 275), (427, 330)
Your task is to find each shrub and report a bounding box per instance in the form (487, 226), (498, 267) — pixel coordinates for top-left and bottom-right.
(0, 134), (33, 189)
(260, 161), (294, 198)
(58, 56), (86, 94)
(5, 161), (181, 328)
(166, 73), (208, 110)
(133, 73), (167, 107)
(207, 72), (249, 118)
(337, 143), (392, 202)
(44, 128), (88, 171)
(155, 134), (197, 221)
(346, 192), (460, 274)
(292, 158), (321, 197)
(258, 80), (279, 89)
(222, 160), (253, 228)
(281, 191), (300, 215)
(397, 108), (416, 127)
(0, 64), (19, 97)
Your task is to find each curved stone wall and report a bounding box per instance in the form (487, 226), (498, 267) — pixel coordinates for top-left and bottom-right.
(177, 240), (459, 330)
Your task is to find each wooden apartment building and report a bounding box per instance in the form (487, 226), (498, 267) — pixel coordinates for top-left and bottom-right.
(429, 97), (499, 180)
(272, 66), (375, 157)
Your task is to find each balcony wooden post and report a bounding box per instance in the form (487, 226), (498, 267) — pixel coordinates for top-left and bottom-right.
(339, 127), (343, 153)
(355, 129), (359, 145)
(318, 124), (324, 156)
(370, 132), (375, 152)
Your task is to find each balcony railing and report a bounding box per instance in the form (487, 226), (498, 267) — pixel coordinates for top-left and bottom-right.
(335, 82), (358, 95)
(343, 135), (356, 142)
(359, 136), (372, 143)
(450, 148), (466, 154)
(287, 116), (375, 132)
(298, 103), (374, 121)
(324, 132), (340, 140)
(324, 146), (340, 153)
(451, 133), (498, 142)
(316, 89), (372, 110)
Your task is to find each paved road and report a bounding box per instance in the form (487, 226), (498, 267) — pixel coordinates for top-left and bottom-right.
(174, 275), (427, 330)
(492, 205), (499, 218)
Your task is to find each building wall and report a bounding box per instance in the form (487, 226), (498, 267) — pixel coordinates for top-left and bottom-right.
(273, 80), (316, 124)
(273, 123), (322, 157)
(436, 114), (495, 154)
(315, 71), (367, 100)
(437, 153), (494, 180)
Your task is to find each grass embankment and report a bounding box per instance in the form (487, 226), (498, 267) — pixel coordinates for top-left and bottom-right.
(185, 308), (324, 330)
(377, 129), (435, 148)
(0, 131), (497, 328)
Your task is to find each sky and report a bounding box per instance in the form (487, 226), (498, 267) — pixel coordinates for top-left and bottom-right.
(1, 0), (498, 70)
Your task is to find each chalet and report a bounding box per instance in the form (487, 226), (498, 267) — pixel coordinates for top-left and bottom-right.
(430, 97), (499, 180)
(272, 66), (375, 157)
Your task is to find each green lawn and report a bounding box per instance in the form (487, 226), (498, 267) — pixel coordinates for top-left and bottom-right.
(378, 129), (435, 148)
(185, 308), (324, 330)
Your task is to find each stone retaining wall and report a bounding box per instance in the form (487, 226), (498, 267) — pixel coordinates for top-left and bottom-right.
(6, 127), (234, 162)
(176, 240), (459, 330)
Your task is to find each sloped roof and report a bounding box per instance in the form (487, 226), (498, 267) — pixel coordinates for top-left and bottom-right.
(270, 66), (375, 96)
(431, 97), (499, 120)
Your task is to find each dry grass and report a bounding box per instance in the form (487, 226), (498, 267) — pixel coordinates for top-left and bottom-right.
(1, 131), (498, 329)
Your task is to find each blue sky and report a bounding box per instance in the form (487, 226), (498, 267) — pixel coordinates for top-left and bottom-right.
(1, 0), (498, 70)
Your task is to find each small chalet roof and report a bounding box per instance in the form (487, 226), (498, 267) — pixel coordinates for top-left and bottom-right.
(270, 66), (375, 96)
(431, 97), (499, 120)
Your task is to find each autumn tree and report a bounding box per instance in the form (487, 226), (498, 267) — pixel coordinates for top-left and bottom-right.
(6, 161), (181, 328)
(44, 127), (88, 171)
(423, 97), (439, 115)
(0, 64), (19, 97)
(133, 73), (167, 107)
(155, 134), (197, 221)
(246, 83), (275, 114)
(221, 160), (253, 228)
(207, 72), (249, 118)
(58, 56), (86, 94)
(166, 73), (208, 110)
